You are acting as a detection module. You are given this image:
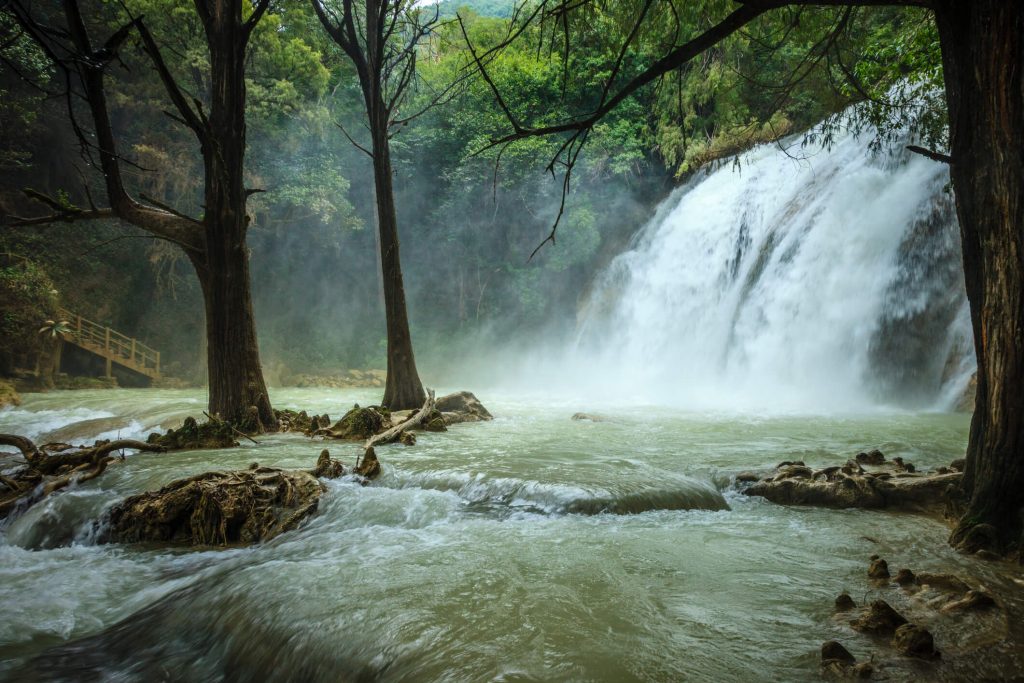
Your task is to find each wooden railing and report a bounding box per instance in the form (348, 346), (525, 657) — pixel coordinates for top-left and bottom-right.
(58, 308), (161, 380)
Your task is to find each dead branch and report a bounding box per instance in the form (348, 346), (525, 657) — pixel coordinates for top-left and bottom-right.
(0, 433), (165, 519)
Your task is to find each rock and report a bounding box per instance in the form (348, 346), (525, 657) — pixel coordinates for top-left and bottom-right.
(572, 413), (604, 422)
(773, 464), (814, 480)
(851, 662), (874, 679)
(869, 557), (891, 579)
(891, 457), (915, 473)
(744, 471), (886, 508)
(892, 623), (939, 659)
(102, 466), (325, 546)
(354, 448), (381, 479)
(321, 405), (390, 440)
(735, 471), (760, 483)
(0, 379), (21, 408)
(856, 449), (886, 465)
(851, 600), (908, 634)
(145, 416), (238, 450)
(776, 460), (805, 468)
(436, 391), (493, 422)
(894, 568), (916, 586)
(835, 592), (856, 611)
(914, 572), (972, 594)
(423, 410), (448, 432)
(954, 373), (976, 413)
(821, 640), (856, 665)
(398, 431), (416, 446)
(949, 458), (965, 472)
(942, 589), (996, 612)
(312, 449), (345, 478)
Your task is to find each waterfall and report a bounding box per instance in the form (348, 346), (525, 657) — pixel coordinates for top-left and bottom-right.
(574, 126), (974, 412)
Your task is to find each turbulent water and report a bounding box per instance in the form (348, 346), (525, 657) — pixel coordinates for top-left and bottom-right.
(0, 130), (1016, 681)
(571, 128), (973, 411)
(3, 388), (1023, 682)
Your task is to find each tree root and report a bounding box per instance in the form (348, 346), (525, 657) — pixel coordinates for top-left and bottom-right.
(0, 433), (165, 520)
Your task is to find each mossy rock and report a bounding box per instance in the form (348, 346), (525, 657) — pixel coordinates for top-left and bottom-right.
(102, 466), (324, 546)
(146, 416), (238, 451)
(322, 404), (391, 440)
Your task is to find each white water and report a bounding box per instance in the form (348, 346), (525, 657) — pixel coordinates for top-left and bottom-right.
(565, 129), (973, 412)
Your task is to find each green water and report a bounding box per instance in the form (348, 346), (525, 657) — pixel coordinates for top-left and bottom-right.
(0, 388), (1018, 681)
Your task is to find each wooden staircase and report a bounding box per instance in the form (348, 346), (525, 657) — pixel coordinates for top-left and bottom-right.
(59, 309), (161, 381)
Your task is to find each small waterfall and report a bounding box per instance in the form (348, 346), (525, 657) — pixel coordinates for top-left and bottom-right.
(575, 125), (973, 411)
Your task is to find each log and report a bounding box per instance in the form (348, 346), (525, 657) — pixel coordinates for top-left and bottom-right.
(356, 389), (435, 470)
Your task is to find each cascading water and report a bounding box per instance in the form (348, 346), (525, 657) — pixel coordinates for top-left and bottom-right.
(574, 126), (974, 412)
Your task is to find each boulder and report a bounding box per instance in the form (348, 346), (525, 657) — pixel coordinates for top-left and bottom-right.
(892, 623), (939, 659)
(851, 600), (908, 635)
(835, 592), (856, 611)
(436, 391), (493, 423)
(856, 449), (886, 466)
(102, 466), (326, 546)
(821, 640), (856, 665)
(868, 557), (891, 579)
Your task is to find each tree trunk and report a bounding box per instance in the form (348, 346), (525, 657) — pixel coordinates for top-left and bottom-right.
(934, 0), (1024, 557)
(371, 125), (426, 410)
(196, 3), (276, 429)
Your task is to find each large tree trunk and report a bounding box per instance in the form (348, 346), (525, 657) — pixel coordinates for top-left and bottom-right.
(934, 0), (1024, 557)
(197, 2), (275, 429)
(371, 124), (426, 411)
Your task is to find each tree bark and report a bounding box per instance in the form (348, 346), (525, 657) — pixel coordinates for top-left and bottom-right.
(197, 2), (275, 429)
(371, 122), (427, 410)
(934, 0), (1024, 556)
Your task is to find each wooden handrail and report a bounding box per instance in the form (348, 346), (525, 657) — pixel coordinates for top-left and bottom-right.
(57, 308), (161, 379)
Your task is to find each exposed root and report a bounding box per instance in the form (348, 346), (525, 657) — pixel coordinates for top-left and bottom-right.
(0, 433), (165, 520)
(145, 416), (238, 450)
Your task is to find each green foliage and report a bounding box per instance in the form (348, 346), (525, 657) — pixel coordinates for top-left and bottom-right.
(0, 258), (59, 372)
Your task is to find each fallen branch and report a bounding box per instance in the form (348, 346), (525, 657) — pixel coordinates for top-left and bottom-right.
(356, 389), (436, 471)
(0, 433), (165, 519)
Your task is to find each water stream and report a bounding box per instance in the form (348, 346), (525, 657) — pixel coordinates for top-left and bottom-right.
(2, 388), (1021, 681)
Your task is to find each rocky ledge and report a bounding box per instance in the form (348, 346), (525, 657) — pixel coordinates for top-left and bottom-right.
(740, 449), (964, 515)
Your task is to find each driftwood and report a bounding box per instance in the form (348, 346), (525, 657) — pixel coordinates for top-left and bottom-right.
(0, 433), (165, 519)
(355, 389), (436, 474)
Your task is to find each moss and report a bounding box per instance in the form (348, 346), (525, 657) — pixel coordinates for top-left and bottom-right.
(146, 416), (238, 451)
(323, 404), (390, 440)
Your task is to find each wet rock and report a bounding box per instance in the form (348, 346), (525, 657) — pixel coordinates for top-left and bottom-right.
(856, 449), (886, 466)
(821, 640), (856, 664)
(892, 623), (939, 659)
(744, 470), (886, 508)
(320, 405), (390, 440)
(354, 448), (381, 479)
(851, 600), (907, 634)
(436, 391), (493, 423)
(914, 572), (972, 594)
(851, 662), (874, 679)
(572, 413), (604, 422)
(773, 464), (814, 480)
(835, 592), (856, 611)
(891, 457), (915, 473)
(145, 416), (238, 450)
(103, 467), (325, 546)
(894, 568), (916, 586)
(942, 589), (996, 612)
(398, 431), (416, 446)
(735, 471), (760, 483)
(423, 410), (448, 433)
(312, 449), (345, 478)
(776, 460), (805, 468)
(869, 557), (890, 579)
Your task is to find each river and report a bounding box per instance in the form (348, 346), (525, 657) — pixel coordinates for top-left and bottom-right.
(5, 387), (1023, 681)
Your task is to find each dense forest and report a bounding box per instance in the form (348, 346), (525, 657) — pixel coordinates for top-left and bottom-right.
(0, 0), (936, 382)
